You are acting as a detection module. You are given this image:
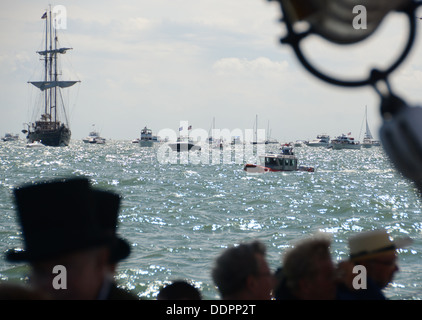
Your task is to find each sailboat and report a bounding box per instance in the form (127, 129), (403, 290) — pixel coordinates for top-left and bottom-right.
(362, 106), (380, 148)
(22, 8), (80, 147)
(251, 115), (266, 144)
(265, 120), (279, 144)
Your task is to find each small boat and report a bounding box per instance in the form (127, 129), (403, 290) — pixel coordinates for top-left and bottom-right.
(168, 124), (200, 151)
(90, 137), (106, 144)
(231, 136), (243, 145)
(83, 125), (105, 144)
(26, 140), (45, 148)
(139, 126), (154, 147)
(243, 144), (314, 173)
(168, 138), (201, 152)
(1, 133), (19, 141)
(330, 134), (361, 150)
(306, 134), (330, 147)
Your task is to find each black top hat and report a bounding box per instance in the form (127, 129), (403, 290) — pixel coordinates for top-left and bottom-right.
(92, 190), (131, 263)
(5, 177), (130, 263)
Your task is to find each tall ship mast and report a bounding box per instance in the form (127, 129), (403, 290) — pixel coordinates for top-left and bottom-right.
(23, 7), (79, 146)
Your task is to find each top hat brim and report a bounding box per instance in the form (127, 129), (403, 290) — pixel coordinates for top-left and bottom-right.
(110, 237), (131, 263)
(5, 233), (115, 263)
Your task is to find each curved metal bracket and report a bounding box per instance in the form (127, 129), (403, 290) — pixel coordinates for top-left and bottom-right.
(278, 1), (420, 89)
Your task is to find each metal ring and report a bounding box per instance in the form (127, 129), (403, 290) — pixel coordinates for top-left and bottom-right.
(279, 2), (419, 88)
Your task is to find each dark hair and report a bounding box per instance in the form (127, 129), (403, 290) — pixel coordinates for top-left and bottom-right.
(282, 236), (331, 294)
(157, 280), (201, 300)
(212, 240), (266, 298)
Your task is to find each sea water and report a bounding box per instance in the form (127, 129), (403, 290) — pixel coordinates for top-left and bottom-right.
(0, 140), (421, 300)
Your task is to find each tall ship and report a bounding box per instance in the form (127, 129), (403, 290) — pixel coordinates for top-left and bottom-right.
(22, 8), (80, 147)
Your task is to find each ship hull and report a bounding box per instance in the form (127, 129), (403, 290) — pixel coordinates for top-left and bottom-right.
(27, 126), (71, 147)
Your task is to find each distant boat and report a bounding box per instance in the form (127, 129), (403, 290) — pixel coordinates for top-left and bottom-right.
(168, 137), (201, 152)
(361, 106), (380, 148)
(1, 133), (19, 141)
(23, 7), (79, 147)
(26, 140), (45, 148)
(331, 133), (361, 150)
(244, 144), (314, 173)
(83, 125), (106, 144)
(90, 137), (106, 144)
(139, 126), (154, 147)
(306, 134), (330, 147)
(168, 124), (200, 152)
(231, 136), (243, 145)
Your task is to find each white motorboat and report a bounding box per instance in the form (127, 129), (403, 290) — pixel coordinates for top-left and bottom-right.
(306, 134), (330, 147)
(83, 125), (105, 144)
(294, 140), (305, 147)
(90, 137), (106, 144)
(331, 134), (361, 150)
(26, 140), (45, 148)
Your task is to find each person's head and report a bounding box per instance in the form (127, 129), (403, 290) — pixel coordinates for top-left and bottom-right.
(29, 246), (111, 299)
(5, 177), (131, 299)
(282, 234), (336, 300)
(157, 280), (202, 300)
(212, 240), (274, 300)
(348, 229), (412, 289)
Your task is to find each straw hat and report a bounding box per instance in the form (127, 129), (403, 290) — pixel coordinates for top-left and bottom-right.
(348, 229), (412, 261)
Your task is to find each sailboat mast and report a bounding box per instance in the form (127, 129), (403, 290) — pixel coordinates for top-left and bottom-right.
(48, 8), (53, 124)
(255, 114), (258, 143)
(54, 14), (58, 126)
(44, 10), (48, 116)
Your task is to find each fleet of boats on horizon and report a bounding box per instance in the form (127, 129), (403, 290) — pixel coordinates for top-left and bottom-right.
(2, 8), (382, 173)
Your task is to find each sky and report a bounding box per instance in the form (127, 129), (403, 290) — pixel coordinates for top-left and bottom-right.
(2, 0), (422, 141)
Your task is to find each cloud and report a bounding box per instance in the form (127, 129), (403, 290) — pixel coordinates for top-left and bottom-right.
(212, 57), (289, 78)
(2, 0), (422, 141)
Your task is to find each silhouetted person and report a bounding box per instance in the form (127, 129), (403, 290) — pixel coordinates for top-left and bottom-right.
(157, 280), (202, 300)
(276, 234), (336, 300)
(5, 177), (137, 300)
(337, 229), (412, 300)
(211, 240), (274, 300)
